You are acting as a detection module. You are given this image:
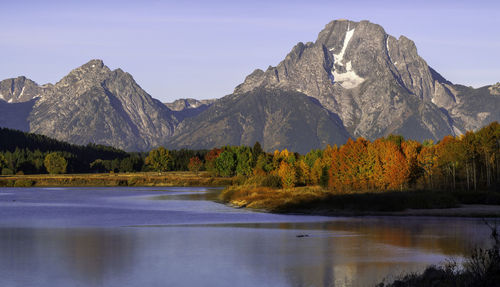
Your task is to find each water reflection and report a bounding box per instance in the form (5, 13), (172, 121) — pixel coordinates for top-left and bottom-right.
(0, 187), (494, 287)
(203, 218), (490, 257)
(0, 228), (135, 286)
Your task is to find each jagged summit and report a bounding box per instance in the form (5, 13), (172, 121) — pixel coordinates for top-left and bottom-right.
(0, 76), (45, 103)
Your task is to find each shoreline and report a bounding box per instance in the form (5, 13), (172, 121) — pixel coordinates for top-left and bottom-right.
(225, 202), (500, 218)
(279, 204), (500, 218)
(2, 176), (499, 218)
(0, 172), (235, 187)
(220, 185), (500, 218)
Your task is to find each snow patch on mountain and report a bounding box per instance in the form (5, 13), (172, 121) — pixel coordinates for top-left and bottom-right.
(331, 28), (355, 66)
(332, 61), (364, 89)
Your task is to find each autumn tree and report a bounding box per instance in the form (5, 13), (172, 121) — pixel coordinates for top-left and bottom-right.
(44, 152), (67, 174)
(277, 161), (296, 188)
(382, 142), (410, 190)
(295, 159), (310, 186)
(311, 158), (324, 186)
(401, 140), (422, 185)
(304, 149), (323, 168)
(385, 134), (405, 149)
(435, 136), (460, 190)
(188, 157), (203, 174)
(417, 145), (438, 189)
(272, 149), (295, 170)
(145, 147), (171, 173)
(336, 138), (371, 190)
(204, 148), (222, 175)
(475, 122), (500, 187)
(461, 131), (479, 190)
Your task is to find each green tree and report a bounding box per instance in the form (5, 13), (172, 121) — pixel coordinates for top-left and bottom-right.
(215, 150), (236, 177)
(0, 153), (6, 169)
(145, 147), (172, 173)
(44, 152), (67, 174)
(90, 159), (108, 173)
(235, 147), (253, 176)
(255, 153), (272, 173)
(119, 157), (135, 173)
(252, 141), (264, 166)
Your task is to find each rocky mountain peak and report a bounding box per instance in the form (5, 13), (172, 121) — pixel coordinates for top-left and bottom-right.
(55, 59), (111, 90)
(0, 76), (43, 103)
(21, 59), (179, 151)
(489, 83), (500, 96)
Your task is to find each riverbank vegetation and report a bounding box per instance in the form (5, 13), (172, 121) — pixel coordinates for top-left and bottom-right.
(1, 122), (498, 201)
(218, 122), (499, 212)
(378, 221), (500, 287)
(0, 172), (235, 187)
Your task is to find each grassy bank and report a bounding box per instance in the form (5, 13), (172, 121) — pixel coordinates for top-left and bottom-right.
(0, 171), (236, 187)
(220, 185), (500, 216)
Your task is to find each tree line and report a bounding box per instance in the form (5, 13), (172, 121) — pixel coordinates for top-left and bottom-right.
(0, 128), (208, 175)
(204, 122), (499, 192)
(1, 122), (499, 194)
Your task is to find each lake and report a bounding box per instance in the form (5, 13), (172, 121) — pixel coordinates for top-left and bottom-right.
(0, 187), (493, 287)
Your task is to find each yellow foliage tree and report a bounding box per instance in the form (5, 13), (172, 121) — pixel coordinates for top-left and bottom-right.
(295, 159), (310, 186)
(277, 161), (296, 188)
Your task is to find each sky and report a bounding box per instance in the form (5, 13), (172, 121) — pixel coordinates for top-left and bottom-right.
(1, 0), (499, 102)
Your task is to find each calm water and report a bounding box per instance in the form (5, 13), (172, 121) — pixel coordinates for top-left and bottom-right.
(0, 187), (493, 287)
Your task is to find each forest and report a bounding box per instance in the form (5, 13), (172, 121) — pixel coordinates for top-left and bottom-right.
(1, 122), (499, 195)
(211, 122), (499, 193)
(0, 128), (208, 175)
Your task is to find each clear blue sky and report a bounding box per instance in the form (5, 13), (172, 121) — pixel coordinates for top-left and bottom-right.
(1, 0), (499, 102)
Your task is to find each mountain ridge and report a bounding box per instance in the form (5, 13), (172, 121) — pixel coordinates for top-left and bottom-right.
(0, 20), (499, 152)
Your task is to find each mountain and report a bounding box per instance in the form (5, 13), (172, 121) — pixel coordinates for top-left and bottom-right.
(0, 60), (178, 151)
(164, 98), (216, 122)
(169, 19), (499, 150)
(168, 88), (350, 153)
(0, 20), (499, 153)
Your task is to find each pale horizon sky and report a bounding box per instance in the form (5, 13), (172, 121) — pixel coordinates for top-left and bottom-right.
(1, 0), (499, 102)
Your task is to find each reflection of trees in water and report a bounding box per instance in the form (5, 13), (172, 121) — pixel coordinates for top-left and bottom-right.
(0, 228), (135, 286)
(231, 218), (491, 256)
(317, 218), (491, 257)
(214, 219), (491, 286)
(60, 229), (135, 285)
